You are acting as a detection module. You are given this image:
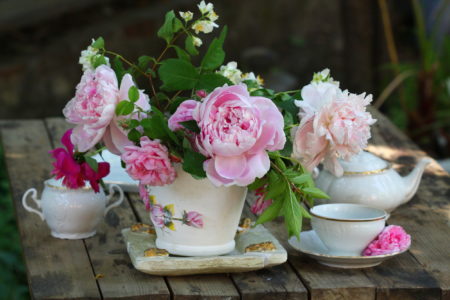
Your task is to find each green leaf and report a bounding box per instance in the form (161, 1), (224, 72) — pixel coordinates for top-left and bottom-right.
(282, 188), (302, 238)
(265, 171), (286, 200)
(172, 45), (191, 61)
(248, 176), (267, 191)
(128, 86), (139, 102)
(158, 59), (200, 91)
(157, 11), (183, 43)
(141, 107), (179, 145)
(303, 187), (330, 199)
(138, 55), (157, 75)
(91, 37), (104, 49)
(280, 139), (293, 157)
(112, 56), (126, 82)
(115, 100), (134, 116)
(255, 199), (283, 225)
(300, 205), (312, 218)
(128, 119), (140, 129)
(92, 55), (108, 69)
(179, 120), (200, 133)
(185, 36), (199, 56)
(196, 73), (232, 92)
(200, 26), (227, 70)
(127, 128), (141, 143)
(182, 149), (207, 178)
(290, 174), (311, 185)
(84, 156), (98, 172)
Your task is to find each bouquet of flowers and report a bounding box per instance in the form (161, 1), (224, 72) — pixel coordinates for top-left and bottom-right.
(57, 1), (375, 238)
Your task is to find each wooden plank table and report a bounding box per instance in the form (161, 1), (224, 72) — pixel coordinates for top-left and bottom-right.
(1, 111), (449, 300)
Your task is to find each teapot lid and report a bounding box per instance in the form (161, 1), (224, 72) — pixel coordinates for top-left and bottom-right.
(339, 151), (389, 173)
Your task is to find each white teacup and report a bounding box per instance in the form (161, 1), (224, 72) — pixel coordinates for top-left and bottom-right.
(22, 178), (124, 239)
(310, 203), (387, 256)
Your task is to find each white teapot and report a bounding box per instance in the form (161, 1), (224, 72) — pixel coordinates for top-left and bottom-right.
(314, 151), (432, 214)
(22, 178), (124, 239)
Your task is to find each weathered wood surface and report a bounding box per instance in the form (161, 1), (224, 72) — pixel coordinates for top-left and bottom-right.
(44, 117), (171, 300)
(1, 111), (449, 300)
(0, 120), (100, 300)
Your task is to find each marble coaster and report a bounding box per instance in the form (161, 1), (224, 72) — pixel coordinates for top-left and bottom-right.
(122, 224), (287, 276)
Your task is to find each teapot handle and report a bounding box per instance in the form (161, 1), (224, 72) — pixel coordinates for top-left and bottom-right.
(312, 167), (320, 179)
(105, 184), (124, 216)
(22, 188), (45, 221)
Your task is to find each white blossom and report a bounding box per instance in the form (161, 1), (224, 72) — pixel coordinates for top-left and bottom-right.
(179, 11), (193, 22)
(78, 45), (110, 71)
(217, 61), (243, 84)
(192, 36), (203, 47)
(311, 68), (339, 86)
(191, 20), (218, 34)
(198, 1), (214, 14)
(207, 10), (219, 22)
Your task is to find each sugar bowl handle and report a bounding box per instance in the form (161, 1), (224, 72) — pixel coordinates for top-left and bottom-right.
(105, 184), (124, 216)
(22, 188), (45, 221)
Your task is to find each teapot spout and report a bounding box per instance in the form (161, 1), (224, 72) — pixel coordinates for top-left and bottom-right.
(401, 157), (432, 204)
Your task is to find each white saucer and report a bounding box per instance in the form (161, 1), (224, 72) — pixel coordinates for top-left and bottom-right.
(288, 230), (408, 269)
(93, 150), (139, 192)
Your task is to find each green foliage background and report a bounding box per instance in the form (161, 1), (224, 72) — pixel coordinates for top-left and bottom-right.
(0, 145), (29, 300)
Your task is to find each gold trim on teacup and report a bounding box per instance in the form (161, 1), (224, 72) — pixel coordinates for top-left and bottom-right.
(310, 211), (387, 222)
(343, 164), (392, 176)
(45, 181), (93, 191)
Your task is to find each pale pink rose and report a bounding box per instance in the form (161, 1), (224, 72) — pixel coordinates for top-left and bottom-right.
(183, 211), (203, 228)
(139, 183), (150, 211)
(168, 100), (199, 131)
(250, 186), (272, 215)
(103, 74), (151, 155)
(193, 84), (286, 186)
(294, 82), (376, 176)
(63, 65), (119, 152)
(362, 225), (411, 256)
(150, 204), (165, 228)
(121, 136), (176, 186)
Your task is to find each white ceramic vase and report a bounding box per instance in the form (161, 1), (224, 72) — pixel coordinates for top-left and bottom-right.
(147, 166), (247, 256)
(22, 178), (124, 239)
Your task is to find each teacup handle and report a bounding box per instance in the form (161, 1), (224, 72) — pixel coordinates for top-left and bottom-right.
(22, 188), (45, 221)
(105, 184), (124, 216)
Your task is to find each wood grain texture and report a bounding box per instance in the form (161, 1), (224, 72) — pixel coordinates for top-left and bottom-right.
(0, 120), (100, 300)
(128, 193), (241, 299)
(45, 117), (171, 300)
(243, 200), (376, 300)
(230, 206), (307, 300)
(369, 109), (450, 298)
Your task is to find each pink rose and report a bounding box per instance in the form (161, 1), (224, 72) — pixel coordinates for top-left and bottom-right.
(63, 65), (119, 152)
(121, 136), (176, 186)
(103, 74), (151, 155)
(168, 100), (199, 131)
(250, 186), (272, 215)
(193, 84), (286, 186)
(294, 82), (376, 176)
(362, 225), (411, 256)
(150, 204), (165, 228)
(183, 211), (204, 228)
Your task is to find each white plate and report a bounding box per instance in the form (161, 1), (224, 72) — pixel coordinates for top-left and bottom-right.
(288, 230), (408, 269)
(93, 150), (139, 192)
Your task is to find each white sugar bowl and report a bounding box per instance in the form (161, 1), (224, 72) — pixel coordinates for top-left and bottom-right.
(22, 178), (124, 239)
